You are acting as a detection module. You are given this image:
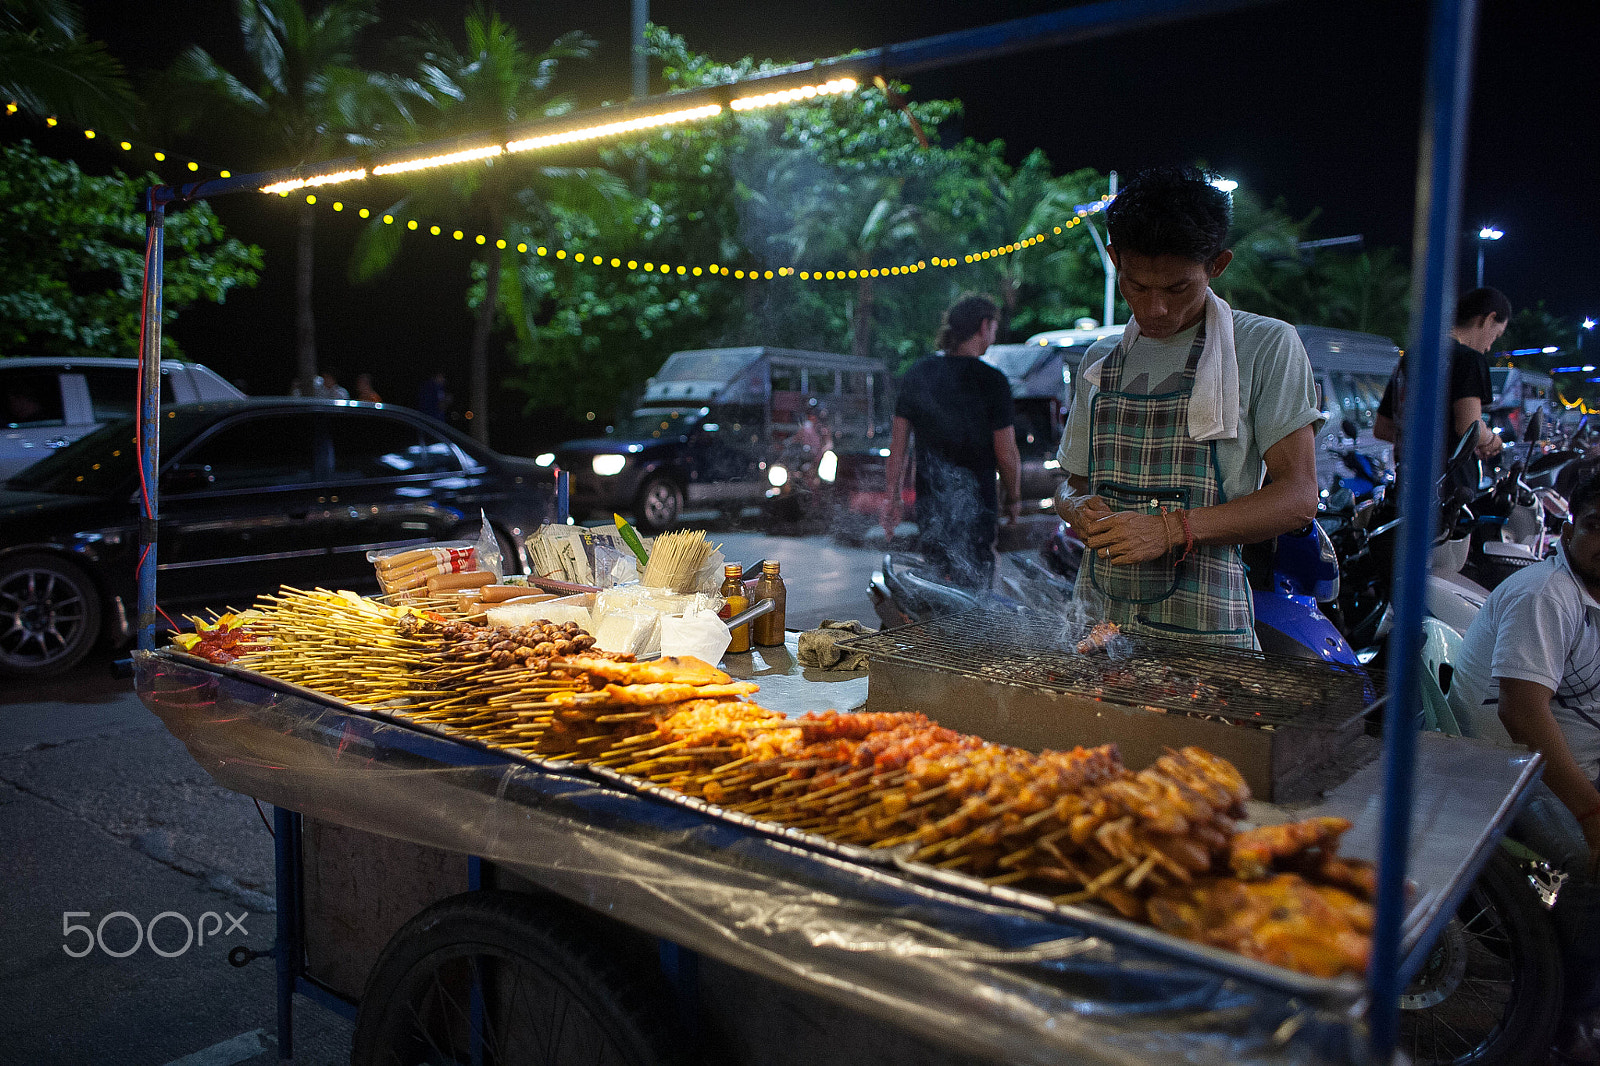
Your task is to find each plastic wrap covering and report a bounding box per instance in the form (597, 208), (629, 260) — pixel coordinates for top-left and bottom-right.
(135, 650), (1533, 1066)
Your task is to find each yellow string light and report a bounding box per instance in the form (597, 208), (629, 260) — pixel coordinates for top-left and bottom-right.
(372, 144), (502, 177)
(730, 78), (858, 111)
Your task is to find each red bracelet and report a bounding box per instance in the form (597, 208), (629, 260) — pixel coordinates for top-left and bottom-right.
(1577, 802), (1600, 825)
(1176, 510), (1195, 564)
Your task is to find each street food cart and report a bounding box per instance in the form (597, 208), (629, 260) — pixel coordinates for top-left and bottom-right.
(125, 0), (1506, 1061)
(137, 631), (1536, 1066)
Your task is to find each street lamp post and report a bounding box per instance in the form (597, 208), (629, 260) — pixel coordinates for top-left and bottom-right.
(1475, 225), (1503, 287)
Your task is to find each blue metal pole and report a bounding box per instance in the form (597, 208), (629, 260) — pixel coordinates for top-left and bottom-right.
(135, 193), (166, 651)
(557, 469), (570, 525)
(1368, 0), (1479, 1058)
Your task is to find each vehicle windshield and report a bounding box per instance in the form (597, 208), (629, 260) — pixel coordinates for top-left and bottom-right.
(982, 345), (1047, 381)
(608, 407), (705, 439)
(653, 350), (756, 382)
(5, 416), (142, 495)
(5, 405), (225, 495)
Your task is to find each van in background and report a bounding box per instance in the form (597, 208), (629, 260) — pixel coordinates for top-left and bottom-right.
(1297, 326), (1401, 491)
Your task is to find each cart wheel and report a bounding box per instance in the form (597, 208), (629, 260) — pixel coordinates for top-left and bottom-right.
(353, 891), (679, 1066)
(1398, 848), (1563, 1066)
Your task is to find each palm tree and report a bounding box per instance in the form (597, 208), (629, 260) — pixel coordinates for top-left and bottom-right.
(354, 9), (615, 444)
(0, 0), (141, 130)
(166, 0), (425, 391)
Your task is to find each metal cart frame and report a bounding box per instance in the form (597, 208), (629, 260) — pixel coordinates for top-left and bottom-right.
(129, 0), (1488, 1059)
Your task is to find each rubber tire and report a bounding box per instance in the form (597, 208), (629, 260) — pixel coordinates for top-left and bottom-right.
(1399, 848), (1564, 1066)
(634, 477), (682, 532)
(352, 890), (679, 1066)
(0, 552), (102, 679)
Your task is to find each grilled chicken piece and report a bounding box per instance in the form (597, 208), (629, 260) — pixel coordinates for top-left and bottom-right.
(1229, 816), (1352, 880)
(562, 654), (731, 687)
(1147, 873), (1372, 978)
(597, 681), (759, 704)
(1076, 621), (1121, 655)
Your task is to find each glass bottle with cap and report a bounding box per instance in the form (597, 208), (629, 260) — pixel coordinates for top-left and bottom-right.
(718, 563), (751, 654)
(751, 560), (787, 647)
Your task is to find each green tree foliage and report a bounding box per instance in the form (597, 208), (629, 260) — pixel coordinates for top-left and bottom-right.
(353, 9), (623, 443)
(1498, 301), (1578, 355)
(0, 140), (263, 359)
(164, 0), (426, 390)
(0, 0), (141, 130)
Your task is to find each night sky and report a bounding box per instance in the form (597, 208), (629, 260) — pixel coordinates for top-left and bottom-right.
(37, 1), (1600, 430)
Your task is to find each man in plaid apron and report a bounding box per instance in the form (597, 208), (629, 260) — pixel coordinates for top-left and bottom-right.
(1055, 166), (1323, 649)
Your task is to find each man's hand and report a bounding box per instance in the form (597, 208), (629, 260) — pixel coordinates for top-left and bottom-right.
(1056, 488), (1112, 529)
(1476, 423), (1504, 459)
(1080, 510), (1177, 565)
(880, 496), (904, 540)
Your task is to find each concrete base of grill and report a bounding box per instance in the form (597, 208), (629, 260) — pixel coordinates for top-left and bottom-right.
(863, 661), (1366, 802)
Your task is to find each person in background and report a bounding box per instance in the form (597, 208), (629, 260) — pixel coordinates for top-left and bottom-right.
(417, 372), (451, 421)
(1054, 165), (1322, 648)
(1449, 469), (1600, 1058)
(1374, 286), (1509, 462)
(881, 293), (1021, 588)
(355, 373), (382, 404)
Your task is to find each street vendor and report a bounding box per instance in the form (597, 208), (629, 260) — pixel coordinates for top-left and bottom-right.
(1054, 166), (1322, 648)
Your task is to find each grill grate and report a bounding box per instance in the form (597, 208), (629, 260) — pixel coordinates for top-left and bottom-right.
(837, 609), (1373, 731)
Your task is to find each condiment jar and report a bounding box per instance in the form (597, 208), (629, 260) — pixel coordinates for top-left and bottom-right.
(718, 563), (751, 654)
(751, 560), (787, 647)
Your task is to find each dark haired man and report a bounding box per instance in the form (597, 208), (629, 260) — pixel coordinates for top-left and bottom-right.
(1374, 286), (1510, 461)
(1450, 473), (1600, 1051)
(1055, 166), (1322, 647)
(883, 293), (1021, 587)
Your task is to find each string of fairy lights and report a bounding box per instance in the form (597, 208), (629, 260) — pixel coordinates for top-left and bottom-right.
(4, 90), (1115, 282)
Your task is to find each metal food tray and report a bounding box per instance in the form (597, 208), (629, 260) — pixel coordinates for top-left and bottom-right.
(138, 648), (1541, 1061)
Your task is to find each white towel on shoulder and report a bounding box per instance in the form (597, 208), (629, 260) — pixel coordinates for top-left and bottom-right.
(1082, 289), (1240, 441)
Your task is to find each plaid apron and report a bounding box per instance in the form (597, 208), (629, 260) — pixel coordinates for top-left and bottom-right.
(1081, 326), (1257, 648)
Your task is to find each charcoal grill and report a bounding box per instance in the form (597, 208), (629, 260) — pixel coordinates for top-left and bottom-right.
(836, 609), (1375, 801)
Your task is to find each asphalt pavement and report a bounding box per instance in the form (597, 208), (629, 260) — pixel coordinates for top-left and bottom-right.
(0, 526), (895, 1065)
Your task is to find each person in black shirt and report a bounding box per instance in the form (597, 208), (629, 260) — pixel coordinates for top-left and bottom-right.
(1375, 287), (1510, 462)
(881, 293), (1022, 587)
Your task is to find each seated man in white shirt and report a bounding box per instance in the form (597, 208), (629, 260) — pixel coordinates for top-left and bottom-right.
(1450, 472), (1600, 1050)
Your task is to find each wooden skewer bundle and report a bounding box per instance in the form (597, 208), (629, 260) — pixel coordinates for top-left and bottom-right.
(640, 529), (718, 591)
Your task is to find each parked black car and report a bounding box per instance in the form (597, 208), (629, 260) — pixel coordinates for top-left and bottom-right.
(0, 398), (555, 678)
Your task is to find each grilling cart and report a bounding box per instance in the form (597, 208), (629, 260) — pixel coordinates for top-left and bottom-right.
(139, 629), (1537, 1066)
(124, 0), (1517, 1060)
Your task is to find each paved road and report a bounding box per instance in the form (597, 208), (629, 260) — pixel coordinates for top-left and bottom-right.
(0, 528), (896, 1065)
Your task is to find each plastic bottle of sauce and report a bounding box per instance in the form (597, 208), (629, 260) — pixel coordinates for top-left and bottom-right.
(719, 564), (751, 654)
(751, 560), (787, 647)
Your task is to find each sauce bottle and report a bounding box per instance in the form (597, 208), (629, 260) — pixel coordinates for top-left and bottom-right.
(718, 563), (751, 654)
(751, 560), (787, 647)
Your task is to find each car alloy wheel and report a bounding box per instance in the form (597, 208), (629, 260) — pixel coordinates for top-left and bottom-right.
(635, 477), (682, 532)
(0, 553), (103, 677)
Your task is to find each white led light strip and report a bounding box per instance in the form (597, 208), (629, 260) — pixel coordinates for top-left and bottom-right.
(372, 144), (504, 176)
(730, 78), (857, 111)
(506, 104), (724, 153)
(260, 167), (368, 195)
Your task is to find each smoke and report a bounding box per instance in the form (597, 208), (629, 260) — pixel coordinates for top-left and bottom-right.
(913, 453), (995, 589)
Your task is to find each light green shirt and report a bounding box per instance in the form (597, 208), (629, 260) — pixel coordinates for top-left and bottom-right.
(1058, 310), (1322, 503)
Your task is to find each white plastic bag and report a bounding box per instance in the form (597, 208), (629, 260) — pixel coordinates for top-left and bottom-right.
(475, 511), (504, 581)
(660, 608), (733, 664)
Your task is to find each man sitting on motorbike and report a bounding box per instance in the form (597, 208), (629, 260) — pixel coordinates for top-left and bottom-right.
(1450, 470), (1600, 1055)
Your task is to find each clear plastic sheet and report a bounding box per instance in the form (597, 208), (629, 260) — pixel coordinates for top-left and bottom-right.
(139, 650), (1385, 1066)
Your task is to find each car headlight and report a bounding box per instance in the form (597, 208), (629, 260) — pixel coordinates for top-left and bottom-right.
(535, 452), (555, 467)
(591, 454), (627, 477)
(817, 450), (837, 483)
(768, 464), (789, 487)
